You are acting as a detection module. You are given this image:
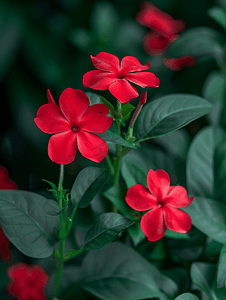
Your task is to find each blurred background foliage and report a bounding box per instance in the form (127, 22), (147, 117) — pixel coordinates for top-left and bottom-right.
(0, 0), (225, 298)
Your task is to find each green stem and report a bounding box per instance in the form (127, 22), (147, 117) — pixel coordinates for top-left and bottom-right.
(135, 136), (153, 145)
(105, 153), (114, 177)
(58, 164), (64, 191)
(64, 248), (84, 262)
(54, 238), (66, 297)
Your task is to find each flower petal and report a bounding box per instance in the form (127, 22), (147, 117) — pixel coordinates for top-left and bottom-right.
(125, 184), (157, 211)
(109, 79), (139, 104)
(140, 207), (166, 241)
(120, 56), (150, 74)
(77, 104), (113, 133)
(91, 52), (120, 73)
(34, 104), (70, 134)
(125, 72), (160, 88)
(47, 89), (56, 104)
(77, 131), (108, 163)
(143, 31), (173, 56)
(48, 131), (77, 164)
(83, 70), (117, 90)
(163, 186), (194, 208)
(163, 55), (197, 71)
(59, 88), (89, 126)
(163, 206), (192, 233)
(147, 169), (170, 199)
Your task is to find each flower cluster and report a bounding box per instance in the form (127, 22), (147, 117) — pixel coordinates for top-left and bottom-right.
(136, 2), (196, 71)
(83, 52), (160, 104)
(126, 169), (194, 241)
(35, 88), (113, 164)
(0, 166), (18, 263)
(7, 263), (49, 300)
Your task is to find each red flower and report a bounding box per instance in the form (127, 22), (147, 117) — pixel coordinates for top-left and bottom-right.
(125, 169), (193, 241)
(163, 55), (197, 71)
(34, 88), (113, 164)
(136, 2), (185, 56)
(7, 263), (49, 300)
(0, 166), (18, 263)
(83, 52), (160, 104)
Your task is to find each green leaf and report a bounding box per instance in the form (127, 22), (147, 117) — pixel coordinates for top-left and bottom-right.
(0, 1), (26, 80)
(102, 183), (135, 219)
(166, 27), (225, 62)
(127, 221), (146, 246)
(83, 212), (133, 250)
(217, 244), (226, 287)
(134, 94), (213, 140)
(186, 126), (226, 201)
(190, 262), (217, 300)
(86, 92), (115, 117)
(78, 242), (178, 299)
(43, 200), (65, 217)
(70, 167), (109, 208)
(95, 129), (136, 148)
(0, 190), (59, 258)
(164, 229), (190, 240)
(202, 70), (225, 125)
(121, 103), (135, 122)
(175, 293), (200, 300)
(121, 161), (147, 188)
(208, 6), (226, 30)
(183, 196), (226, 244)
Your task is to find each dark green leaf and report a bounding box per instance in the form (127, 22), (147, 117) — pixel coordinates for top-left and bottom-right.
(166, 27), (225, 62)
(83, 212), (133, 250)
(190, 262), (217, 300)
(175, 293), (200, 300)
(78, 242), (178, 299)
(186, 126), (226, 202)
(208, 6), (226, 30)
(217, 244), (226, 287)
(70, 167), (109, 208)
(121, 161), (147, 188)
(134, 94), (213, 140)
(86, 92), (115, 117)
(0, 190), (59, 258)
(121, 103), (135, 122)
(43, 200), (65, 216)
(183, 196), (226, 244)
(164, 229), (190, 240)
(94, 129), (136, 148)
(127, 221), (146, 246)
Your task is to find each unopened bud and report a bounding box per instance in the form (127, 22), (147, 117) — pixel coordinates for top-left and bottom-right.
(47, 89), (55, 104)
(139, 91), (147, 105)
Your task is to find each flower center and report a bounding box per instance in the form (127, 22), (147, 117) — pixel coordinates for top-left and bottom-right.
(72, 127), (78, 133)
(157, 203), (162, 208)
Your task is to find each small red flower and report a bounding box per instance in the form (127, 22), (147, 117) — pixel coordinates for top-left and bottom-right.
(125, 169), (194, 241)
(7, 263), (49, 300)
(34, 88), (113, 164)
(163, 55), (197, 71)
(136, 2), (185, 56)
(0, 166), (18, 263)
(83, 52), (160, 104)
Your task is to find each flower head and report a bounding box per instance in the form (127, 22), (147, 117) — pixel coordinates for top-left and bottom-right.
(34, 88), (113, 164)
(7, 263), (49, 300)
(0, 166), (18, 263)
(125, 169), (194, 241)
(83, 52), (160, 104)
(163, 55), (197, 71)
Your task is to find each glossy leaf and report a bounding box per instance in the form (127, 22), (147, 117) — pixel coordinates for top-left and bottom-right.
(166, 27), (224, 62)
(95, 129), (136, 148)
(183, 196), (226, 244)
(190, 262), (217, 299)
(217, 244), (226, 288)
(175, 293), (200, 300)
(86, 92), (115, 117)
(134, 94), (213, 140)
(0, 190), (59, 258)
(186, 126), (226, 202)
(208, 6), (226, 30)
(70, 167), (109, 208)
(83, 212), (133, 250)
(78, 242), (178, 299)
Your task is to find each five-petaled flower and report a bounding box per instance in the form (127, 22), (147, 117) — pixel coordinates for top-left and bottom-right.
(34, 88), (113, 165)
(136, 2), (185, 56)
(7, 263), (49, 300)
(0, 166), (18, 263)
(163, 55), (197, 71)
(83, 52), (160, 104)
(125, 169), (194, 241)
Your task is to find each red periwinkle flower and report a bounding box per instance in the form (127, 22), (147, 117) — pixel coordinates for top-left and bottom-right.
(83, 52), (160, 104)
(7, 263), (49, 300)
(0, 166), (18, 263)
(163, 55), (197, 71)
(125, 169), (194, 241)
(34, 88), (113, 164)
